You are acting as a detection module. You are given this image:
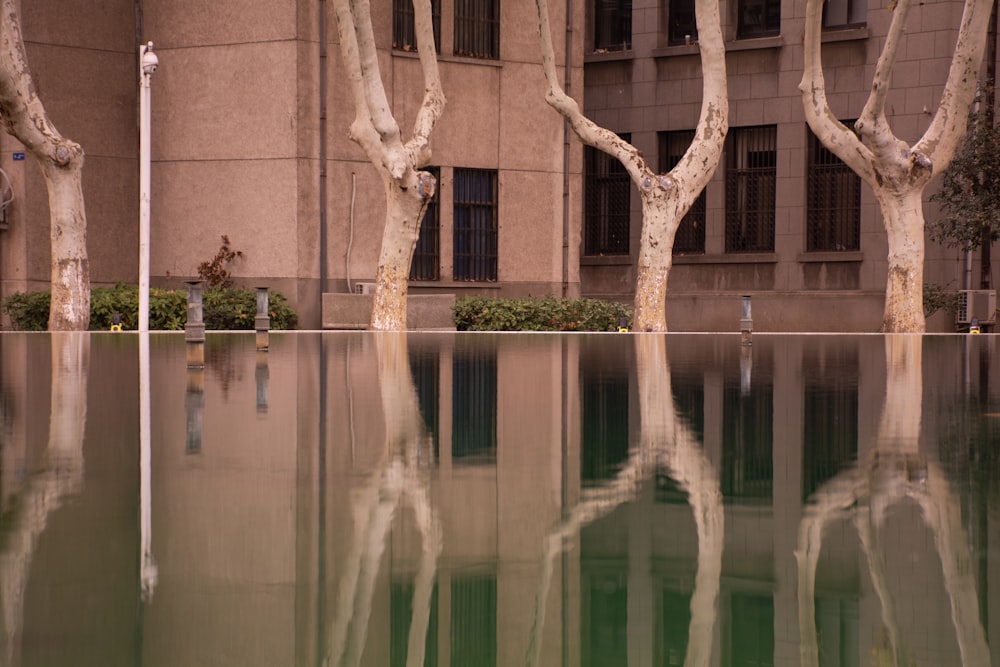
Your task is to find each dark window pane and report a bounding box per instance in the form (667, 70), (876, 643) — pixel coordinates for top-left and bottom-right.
(722, 380), (773, 503)
(451, 576), (496, 667)
(452, 345), (497, 462)
(659, 130), (707, 254)
(453, 168), (498, 281)
(806, 126), (860, 252)
(581, 366), (630, 484)
(594, 0), (632, 50)
(727, 594), (775, 667)
(411, 167), (441, 280)
(455, 0), (500, 59)
(737, 0), (780, 37)
(802, 345), (859, 499)
(584, 137), (631, 256)
(726, 126), (776, 253)
(667, 0), (698, 45)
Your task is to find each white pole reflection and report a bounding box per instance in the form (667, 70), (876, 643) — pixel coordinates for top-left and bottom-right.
(796, 335), (990, 667)
(527, 334), (724, 667)
(325, 332), (441, 667)
(0, 333), (88, 666)
(140, 331), (158, 602)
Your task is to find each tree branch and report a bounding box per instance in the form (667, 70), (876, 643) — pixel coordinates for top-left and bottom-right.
(404, 0), (446, 169)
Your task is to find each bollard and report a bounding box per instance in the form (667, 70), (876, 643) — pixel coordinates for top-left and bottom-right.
(185, 281), (205, 368)
(740, 295), (753, 345)
(255, 287), (270, 351)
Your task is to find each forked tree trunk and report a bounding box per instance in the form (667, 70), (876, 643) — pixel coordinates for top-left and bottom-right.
(0, 0), (89, 330)
(534, 0), (726, 331)
(800, 0), (993, 332)
(334, 0), (444, 330)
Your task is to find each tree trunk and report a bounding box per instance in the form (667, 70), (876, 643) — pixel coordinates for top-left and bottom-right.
(0, 0), (89, 330)
(878, 190), (927, 332)
(371, 178), (430, 330)
(634, 192), (678, 331)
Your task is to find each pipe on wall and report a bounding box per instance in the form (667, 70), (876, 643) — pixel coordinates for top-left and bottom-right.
(319, 0), (329, 303)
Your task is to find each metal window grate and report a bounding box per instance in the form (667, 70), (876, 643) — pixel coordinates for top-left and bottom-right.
(392, 0), (442, 52)
(451, 577), (497, 666)
(722, 381), (773, 502)
(725, 125), (776, 253)
(584, 139), (631, 256)
(410, 167), (441, 280)
(659, 130), (706, 254)
(806, 127), (860, 252)
(594, 0), (632, 50)
(453, 168), (498, 281)
(737, 0), (780, 38)
(454, 0), (499, 59)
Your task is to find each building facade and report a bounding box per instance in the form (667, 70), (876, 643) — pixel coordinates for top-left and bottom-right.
(0, 0), (996, 331)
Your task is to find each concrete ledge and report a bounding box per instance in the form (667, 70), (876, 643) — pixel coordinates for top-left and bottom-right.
(322, 293), (457, 330)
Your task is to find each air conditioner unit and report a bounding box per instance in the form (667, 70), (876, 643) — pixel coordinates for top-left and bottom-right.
(353, 282), (376, 295)
(956, 289), (997, 324)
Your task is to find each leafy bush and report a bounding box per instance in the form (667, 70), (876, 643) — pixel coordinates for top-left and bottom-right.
(453, 295), (632, 332)
(3, 283), (298, 331)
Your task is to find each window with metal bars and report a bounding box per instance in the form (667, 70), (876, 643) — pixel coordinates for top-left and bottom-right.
(725, 125), (776, 253)
(451, 576), (497, 666)
(594, 0), (632, 51)
(584, 137), (631, 256)
(667, 0), (697, 45)
(392, 0), (442, 52)
(408, 347), (440, 463)
(454, 0), (499, 59)
(453, 168), (498, 281)
(659, 130), (706, 254)
(722, 378), (773, 503)
(581, 367), (630, 484)
(737, 0), (780, 38)
(806, 126), (860, 252)
(452, 345), (497, 462)
(410, 167), (441, 280)
(802, 346), (858, 500)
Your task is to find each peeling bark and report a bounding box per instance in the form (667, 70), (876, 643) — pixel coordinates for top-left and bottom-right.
(534, 0), (726, 331)
(0, 0), (89, 330)
(800, 0), (993, 332)
(333, 0), (444, 330)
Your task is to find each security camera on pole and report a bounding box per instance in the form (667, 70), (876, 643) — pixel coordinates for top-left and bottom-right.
(138, 42), (158, 332)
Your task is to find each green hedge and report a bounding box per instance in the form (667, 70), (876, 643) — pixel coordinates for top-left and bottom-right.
(453, 295), (632, 332)
(3, 283), (298, 331)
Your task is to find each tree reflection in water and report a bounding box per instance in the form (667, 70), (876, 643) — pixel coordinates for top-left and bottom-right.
(796, 335), (991, 667)
(527, 334), (724, 667)
(326, 332), (441, 667)
(0, 333), (88, 666)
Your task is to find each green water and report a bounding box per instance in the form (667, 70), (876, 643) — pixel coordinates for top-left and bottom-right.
(1, 331), (997, 666)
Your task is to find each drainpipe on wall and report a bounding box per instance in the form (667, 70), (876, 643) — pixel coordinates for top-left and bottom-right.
(319, 0), (329, 306)
(561, 0), (573, 297)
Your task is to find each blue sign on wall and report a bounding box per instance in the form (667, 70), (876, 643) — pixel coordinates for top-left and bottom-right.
(12, 152), (24, 161)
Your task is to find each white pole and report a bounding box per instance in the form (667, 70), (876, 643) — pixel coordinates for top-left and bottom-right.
(139, 42), (158, 332)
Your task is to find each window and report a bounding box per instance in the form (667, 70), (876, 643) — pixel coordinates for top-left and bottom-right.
(393, 0), (442, 52)
(822, 0), (865, 28)
(581, 366), (630, 485)
(807, 127), (860, 252)
(595, 0), (632, 51)
(584, 137), (631, 256)
(667, 0), (697, 45)
(659, 130), (706, 254)
(725, 125), (776, 253)
(411, 167), (441, 280)
(726, 594), (775, 667)
(453, 168), (498, 281)
(451, 576), (497, 666)
(722, 379), (773, 503)
(802, 345), (858, 500)
(737, 0), (780, 38)
(409, 345), (440, 462)
(452, 344), (497, 462)
(454, 0), (499, 59)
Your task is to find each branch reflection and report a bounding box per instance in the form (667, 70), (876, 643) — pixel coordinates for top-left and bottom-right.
(325, 332), (440, 667)
(528, 334), (723, 667)
(797, 335), (990, 667)
(0, 333), (88, 666)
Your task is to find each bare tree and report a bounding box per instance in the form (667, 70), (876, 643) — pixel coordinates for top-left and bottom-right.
(534, 0), (727, 331)
(0, 0), (89, 330)
(333, 0), (445, 330)
(800, 0), (994, 332)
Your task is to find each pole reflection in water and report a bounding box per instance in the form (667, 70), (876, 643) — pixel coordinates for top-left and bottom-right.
(797, 335), (991, 667)
(0, 333), (88, 665)
(140, 331), (158, 602)
(528, 334), (723, 667)
(326, 332), (441, 667)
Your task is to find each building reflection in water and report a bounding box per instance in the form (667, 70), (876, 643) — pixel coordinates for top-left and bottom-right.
(0, 332), (994, 665)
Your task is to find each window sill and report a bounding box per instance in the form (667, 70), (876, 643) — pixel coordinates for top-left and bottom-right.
(581, 255), (632, 265)
(584, 49), (635, 63)
(421, 53), (503, 67)
(821, 26), (869, 43)
(797, 251), (863, 262)
(652, 43), (701, 58)
(673, 253), (777, 264)
(409, 280), (502, 288)
(726, 35), (783, 52)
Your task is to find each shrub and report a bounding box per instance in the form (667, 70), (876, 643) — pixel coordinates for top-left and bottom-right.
(2, 284), (298, 331)
(453, 295), (632, 332)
